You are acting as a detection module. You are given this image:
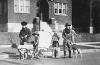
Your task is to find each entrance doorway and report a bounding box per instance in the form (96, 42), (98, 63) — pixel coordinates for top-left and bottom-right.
(0, 0), (8, 32)
(37, 0), (49, 23)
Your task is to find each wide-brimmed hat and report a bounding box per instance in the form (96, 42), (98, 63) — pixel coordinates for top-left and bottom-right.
(21, 21), (27, 26)
(65, 23), (71, 27)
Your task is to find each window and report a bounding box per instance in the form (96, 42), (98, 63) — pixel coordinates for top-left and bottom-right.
(59, 3), (62, 14)
(14, 0), (30, 13)
(54, 3), (67, 16)
(54, 3), (58, 14)
(63, 3), (67, 15)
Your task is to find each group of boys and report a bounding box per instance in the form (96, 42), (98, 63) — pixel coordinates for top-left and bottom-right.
(19, 21), (39, 45)
(19, 21), (76, 58)
(51, 23), (76, 58)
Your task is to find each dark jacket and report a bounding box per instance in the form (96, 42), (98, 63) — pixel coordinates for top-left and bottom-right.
(62, 28), (71, 40)
(19, 27), (31, 42)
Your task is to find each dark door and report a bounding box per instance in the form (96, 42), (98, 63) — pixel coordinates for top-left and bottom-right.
(37, 0), (49, 23)
(0, 0), (8, 32)
(72, 0), (90, 33)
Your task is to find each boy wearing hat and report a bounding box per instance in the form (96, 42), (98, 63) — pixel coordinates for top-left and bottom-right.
(51, 32), (60, 58)
(62, 23), (72, 58)
(19, 21), (31, 45)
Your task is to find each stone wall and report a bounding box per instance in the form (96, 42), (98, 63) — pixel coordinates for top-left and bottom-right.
(49, 0), (72, 25)
(8, 0), (37, 32)
(8, 0), (37, 23)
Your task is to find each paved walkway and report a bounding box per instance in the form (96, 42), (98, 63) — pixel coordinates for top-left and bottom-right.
(1, 52), (100, 65)
(0, 42), (100, 59)
(76, 42), (100, 48)
(76, 42), (100, 45)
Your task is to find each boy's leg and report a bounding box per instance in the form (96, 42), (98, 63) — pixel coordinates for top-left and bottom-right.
(68, 49), (72, 58)
(19, 52), (22, 59)
(52, 47), (54, 58)
(63, 40), (66, 58)
(24, 52), (28, 59)
(56, 46), (59, 58)
(52, 47), (56, 58)
(68, 41), (72, 58)
(20, 40), (24, 45)
(63, 46), (66, 57)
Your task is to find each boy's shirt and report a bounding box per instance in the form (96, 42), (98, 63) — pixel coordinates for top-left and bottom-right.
(62, 28), (72, 40)
(52, 33), (59, 41)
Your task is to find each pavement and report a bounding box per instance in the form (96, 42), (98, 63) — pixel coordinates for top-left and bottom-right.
(0, 52), (100, 65)
(76, 42), (100, 48)
(0, 42), (100, 65)
(0, 42), (100, 59)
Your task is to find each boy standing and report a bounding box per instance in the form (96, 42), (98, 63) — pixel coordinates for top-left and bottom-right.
(51, 32), (60, 58)
(62, 23), (72, 58)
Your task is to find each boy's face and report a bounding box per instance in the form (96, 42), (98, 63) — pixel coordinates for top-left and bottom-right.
(22, 25), (26, 28)
(70, 25), (72, 29)
(66, 26), (70, 29)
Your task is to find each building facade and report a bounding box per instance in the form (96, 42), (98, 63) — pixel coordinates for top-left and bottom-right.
(0, 0), (72, 32)
(73, 0), (100, 33)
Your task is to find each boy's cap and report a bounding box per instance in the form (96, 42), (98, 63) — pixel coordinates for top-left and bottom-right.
(21, 21), (27, 26)
(65, 23), (71, 27)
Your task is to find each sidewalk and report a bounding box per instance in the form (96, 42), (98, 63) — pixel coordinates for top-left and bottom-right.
(0, 42), (100, 59)
(76, 42), (100, 45)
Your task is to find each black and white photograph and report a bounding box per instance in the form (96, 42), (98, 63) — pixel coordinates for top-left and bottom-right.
(0, 0), (100, 65)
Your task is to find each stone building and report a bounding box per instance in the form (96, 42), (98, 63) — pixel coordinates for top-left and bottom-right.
(0, 0), (72, 32)
(73, 0), (100, 33)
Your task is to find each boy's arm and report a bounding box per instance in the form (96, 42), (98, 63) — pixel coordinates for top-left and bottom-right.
(51, 35), (54, 43)
(57, 35), (60, 40)
(62, 30), (66, 39)
(62, 30), (65, 38)
(19, 30), (22, 39)
(27, 28), (31, 38)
